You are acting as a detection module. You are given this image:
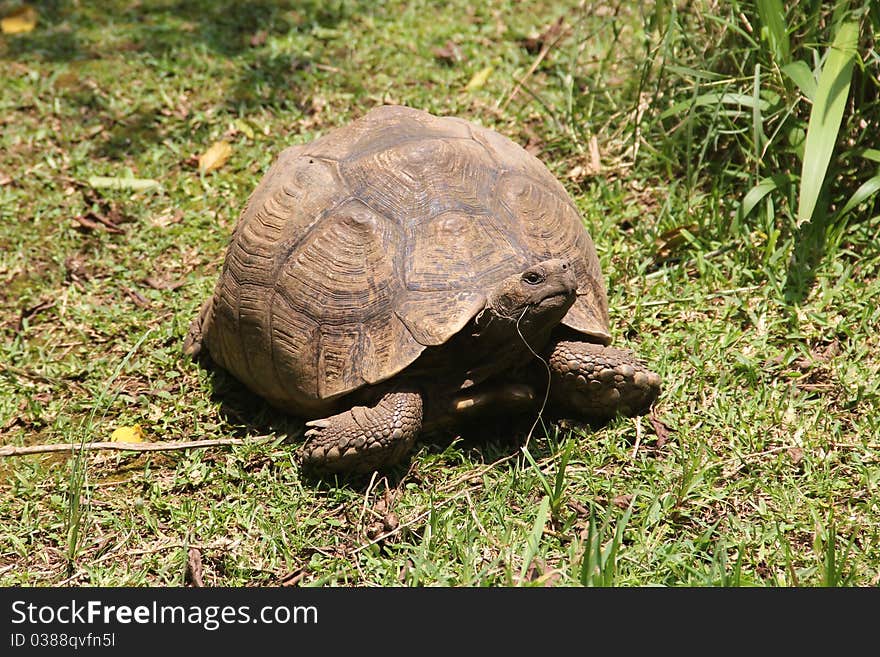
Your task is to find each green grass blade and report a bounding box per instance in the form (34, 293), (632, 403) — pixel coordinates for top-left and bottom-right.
(66, 328), (155, 567)
(738, 173), (793, 222)
(659, 91), (769, 120)
(757, 0), (790, 65)
(796, 21), (860, 227)
(857, 148), (880, 163)
(520, 445), (552, 499)
(752, 64), (766, 157)
(551, 440), (572, 511)
(598, 503), (632, 586)
(836, 173), (880, 219)
(519, 495), (550, 583)
(782, 60), (817, 101)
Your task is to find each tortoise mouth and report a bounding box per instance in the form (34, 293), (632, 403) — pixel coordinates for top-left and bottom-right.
(538, 290), (567, 303)
(534, 289), (576, 312)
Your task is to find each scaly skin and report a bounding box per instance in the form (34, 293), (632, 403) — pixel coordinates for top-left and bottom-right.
(183, 297), (212, 357)
(298, 391), (423, 473)
(546, 340), (661, 420)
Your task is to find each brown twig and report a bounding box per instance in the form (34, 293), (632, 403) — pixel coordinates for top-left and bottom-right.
(631, 416), (643, 459)
(499, 17), (567, 111)
(0, 436), (276, 457)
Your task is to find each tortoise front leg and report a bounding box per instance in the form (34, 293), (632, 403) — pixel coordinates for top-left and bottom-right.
(298, 391), (424, 474)
(546, 340), (661, 421)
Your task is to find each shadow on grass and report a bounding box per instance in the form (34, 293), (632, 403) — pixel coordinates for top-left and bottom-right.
(1, 0), (357, 61)
(197, 361), (563, 490)
(2, 0), (359, 113)
(95, 110), (165, 160)
(783, 220), (826, 305)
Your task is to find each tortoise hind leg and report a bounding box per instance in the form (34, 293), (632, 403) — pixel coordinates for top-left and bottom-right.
(547, 340), (661, 421)
(183, 297), (214, 358)
(298, 391), (424, 474)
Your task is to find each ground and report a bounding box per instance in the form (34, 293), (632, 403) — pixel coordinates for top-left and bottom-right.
(1, 0), (878, 586)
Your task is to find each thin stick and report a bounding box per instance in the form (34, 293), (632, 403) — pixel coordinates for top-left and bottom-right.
(631, 416), (643, 460)
(616, 285), (762, 310)
(499, 18), (567, 111)
(350, 509), (432, 555)
(643, 244), (738, 280)
(0, 436), (276, 457)
(516, 306), (552, 447)
(358, 471), (380, 541)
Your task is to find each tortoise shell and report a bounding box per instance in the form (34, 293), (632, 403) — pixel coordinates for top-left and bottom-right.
(200, 105), (610, 414)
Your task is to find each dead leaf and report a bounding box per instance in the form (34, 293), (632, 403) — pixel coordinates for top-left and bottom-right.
(788, 447), (805, 465)
(589, 135), (601, 172)
(110, 424), (146, 443)
(141, 276), (184, 291)
(17, 299), (54, 332)
(398, 558), (415, 584)
(520, 16), (567, 54)
(464, 66), (493, 91)
(73, 214), (104, 233)
(811, 339), (840, 362)
(649, 411), (675, 449)
(311, 95), (327, 112)
(198, 140), (232, 173)
(566, 164), (587, 182)
(365, 490), (400, 541)
(655, 224), (699, 263)
(566, 500), (590, 517)
(125, 288), (151, 308)
(73, 206), (125, 234)
(521, 124), (544, 156)
(0, 172), (12, 186)
(1, 5), (38, 34)
(185, 548), (204, 587)
(521, 33), (543, 55)
(280, 568), (306, 587)
(433, 40), (462, 64)
(523, 557), (544, 582)
(64, 255), (90, 286)
(522, 557), (562, 586)
(249, 30), (268, 47)
(613, 494), (634, 509)
(384, 510), (400, 532)
(149, 210), (184, 228)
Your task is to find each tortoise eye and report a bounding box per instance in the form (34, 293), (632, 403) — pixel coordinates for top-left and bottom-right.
(522, 271), (544, 285)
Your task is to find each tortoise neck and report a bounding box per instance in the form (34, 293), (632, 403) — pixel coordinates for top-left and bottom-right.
(472, 305), (555, 353)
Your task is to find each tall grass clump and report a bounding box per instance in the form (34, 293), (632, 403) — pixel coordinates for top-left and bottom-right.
(631, 0), (879, 295)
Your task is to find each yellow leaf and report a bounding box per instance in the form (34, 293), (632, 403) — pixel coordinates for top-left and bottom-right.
(234, 119), (254, 140)
(198, 140), (232, 173)
(1, 5), (38, 34)
(110, 424), (146, 443)
(464, 66), (494, 91)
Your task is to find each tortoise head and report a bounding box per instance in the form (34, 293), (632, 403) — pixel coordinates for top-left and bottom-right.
(477, 259), (578, 336)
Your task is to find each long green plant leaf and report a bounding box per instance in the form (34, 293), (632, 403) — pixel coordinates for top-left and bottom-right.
(836, 173), (880, 220)
(757, 0), (790, 65)
(519, 496), (550, 583)
(782, 60), (817, 101)
(659, 91), (769, 120)
(796, 21), (860, 227)
(738, 174), (793, 222)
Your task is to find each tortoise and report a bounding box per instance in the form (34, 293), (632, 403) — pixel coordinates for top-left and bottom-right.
(184, 105), (661, 473)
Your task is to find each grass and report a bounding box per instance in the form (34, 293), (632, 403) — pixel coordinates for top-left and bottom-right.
(1, 0), (878, 586)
